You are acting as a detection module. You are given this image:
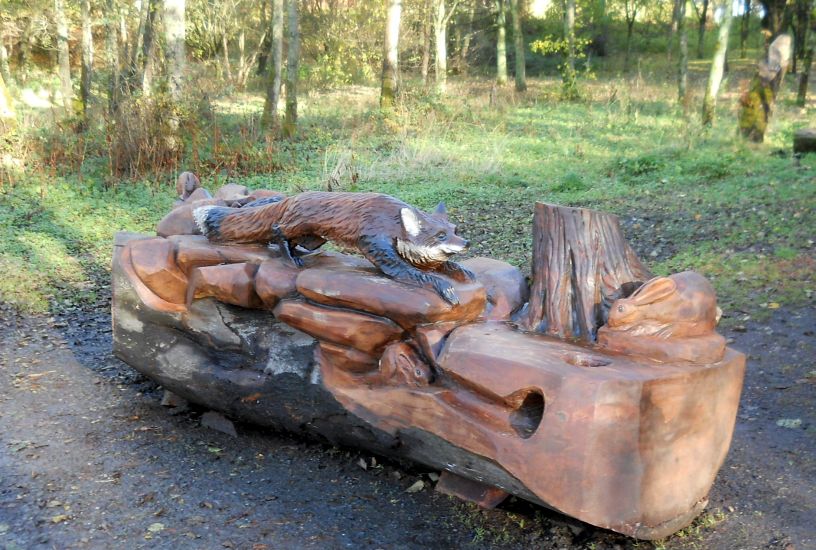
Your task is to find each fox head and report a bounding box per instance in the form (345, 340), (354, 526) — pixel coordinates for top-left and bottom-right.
(396, 202), (469, 268)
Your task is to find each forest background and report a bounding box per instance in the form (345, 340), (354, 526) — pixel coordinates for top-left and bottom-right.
(0, 0), (814, 547)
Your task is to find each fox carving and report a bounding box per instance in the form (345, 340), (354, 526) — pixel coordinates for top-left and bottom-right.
(193, 191), (474, 304)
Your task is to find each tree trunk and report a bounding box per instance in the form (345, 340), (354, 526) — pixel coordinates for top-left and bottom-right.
(81, 0), (94, 125)
(381, 0), (402, 109)
(106, 0), (121, 114)
(237, 30), (246, 84)
(741, 0), (751, 58)
(54, 0), (73, 112)
(221, 33), (233, 81)
(521, 203), (653, 341)
(262, 0), (284, 130)
(0, 34), (11, 85)
(798, 43), (813, 105)
(565, 0), (576, 75)
(678, 0), (689, 108)
(738, 34), (791, 141)
(668, 0), (681, 60)
(509, 0), (526, 91)
(702, 0), (733, 126)
(257, 0), (270, 75)
(433, 0), (447, 93)
(421, 0), (431, 85)
(792, 0), (811, 72)
(283, 0), (300, 137)
(131, 0), (146, 75)
(140, 0), (160, 96)
(624, 18), (634, 72)
(458, 0), (474, 74)
(697, 0), (709, 58)
(0, 70), (14, 124)
(164, 0), (186, 101)
(495, 0), (508, 84)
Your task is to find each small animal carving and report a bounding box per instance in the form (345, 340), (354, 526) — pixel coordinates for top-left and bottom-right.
(176, 171), (202, 200)
(605, 271), (721, 338)
(193, 192), (474, 305)
(379, 342), (434, 387)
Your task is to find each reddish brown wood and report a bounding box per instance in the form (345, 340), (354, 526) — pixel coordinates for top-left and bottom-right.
(187, 263), (262, 309)
(254, 259), (300, 308)
(435, 471), (509, 509)
(522, 202), (652, 341)
(273, 299), (404, 354)
(129, 238), (188, 304)
(296, 267), (486, 330)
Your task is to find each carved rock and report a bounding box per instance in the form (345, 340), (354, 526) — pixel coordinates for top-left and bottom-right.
(157, 198), (225, 237)
(188, 263), (262, 309)
(215, 183), (250, 201)
(461, 257), (528, 321)
(129, 238), (188, 304)
(296, 267), (486, 329)
(273, 299), (404, 354)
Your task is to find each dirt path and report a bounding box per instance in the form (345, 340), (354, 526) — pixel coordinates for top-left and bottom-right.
(1, 299), (814, 549)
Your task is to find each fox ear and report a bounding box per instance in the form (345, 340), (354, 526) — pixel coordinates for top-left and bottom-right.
(401, 208), (422, 237)
(433, 202), (448, 221)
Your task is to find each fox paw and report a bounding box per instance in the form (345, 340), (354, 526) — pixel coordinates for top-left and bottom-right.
(433, 279), (460, 306)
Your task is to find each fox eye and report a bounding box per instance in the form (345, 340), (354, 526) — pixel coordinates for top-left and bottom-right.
(436, 231), (447, 240)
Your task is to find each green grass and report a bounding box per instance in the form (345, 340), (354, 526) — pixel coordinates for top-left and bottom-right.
(1, 58), (814, 318)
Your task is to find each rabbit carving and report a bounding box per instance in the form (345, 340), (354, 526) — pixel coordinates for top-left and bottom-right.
(599, 271), (726, 363)
(605, 271), (720, 338)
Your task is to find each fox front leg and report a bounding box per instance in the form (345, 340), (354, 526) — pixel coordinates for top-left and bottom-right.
(358, 236), (460, 306)
(271, 224), (304, 268)
(436, 261), (476, 283)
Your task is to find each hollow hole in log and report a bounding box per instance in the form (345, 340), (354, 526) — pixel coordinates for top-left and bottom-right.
(510, 391), (545, 439)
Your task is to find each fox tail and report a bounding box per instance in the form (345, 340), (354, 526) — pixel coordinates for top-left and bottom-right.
(193, 205), (234, 240)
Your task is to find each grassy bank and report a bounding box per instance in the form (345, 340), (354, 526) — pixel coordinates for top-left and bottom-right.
(1, 68), (814, 320)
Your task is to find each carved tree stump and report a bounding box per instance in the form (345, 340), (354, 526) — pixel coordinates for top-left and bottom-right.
(794, 128), (816, 154)
(522, 202), (652, 341)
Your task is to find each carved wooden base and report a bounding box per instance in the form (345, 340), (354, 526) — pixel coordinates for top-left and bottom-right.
(112, 232), (745, 540)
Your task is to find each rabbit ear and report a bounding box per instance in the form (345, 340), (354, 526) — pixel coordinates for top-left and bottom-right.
(631, 277), (677, 305)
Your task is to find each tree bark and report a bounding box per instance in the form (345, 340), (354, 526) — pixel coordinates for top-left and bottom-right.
(625, 18), (635, 72)
(0, 70), (14, 124)
(792, 0), (811, 72)
(381, 0), (402, 109)
(495, 0), (508, 84)
(0, 37), (11, 85)
(262, 0), (284, 130)
(106, 0), (121, 114)
(164, 0), (186, 101)
(140, 0), (160, 96)
(81, 0), (94, 125)
(702, 0), (733, 126)
(668, 0), (681, 61)
(54, 0), (73, 112)
(798, 42), (813, 105)
(678, 0), (689, 108)
(509, 0), (526, 91)
(131, 0), (147, 75)
(696, 0), (709, 58)
(522, 203), (653, 342)
(457, 0), (474, 74)
(740, 0), (751, 58)
(433, 0), (448, 93)
(565, 0), (576, 75)
(421, 0), (431, 85)
(283, 0), (300, 138)
(738, 34), (792, 141)
(221, 33), (234, 81)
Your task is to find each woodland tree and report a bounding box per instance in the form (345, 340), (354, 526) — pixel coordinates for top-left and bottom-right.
(54, 0), (72, 111)
(509, 0), (526, 91)
(702, 0), (733, 126)
(283, 0), (299, 137)
(164, 0), (187, 100)
(80, 0), (93, 123)
(262, 0), (284, 130)
(495, 0), (508, 84)
(381, 0), (402, 108)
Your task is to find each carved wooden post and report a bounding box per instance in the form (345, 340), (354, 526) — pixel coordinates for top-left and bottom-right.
(522, 202), (652, 341)
(738, 34), (792, 142)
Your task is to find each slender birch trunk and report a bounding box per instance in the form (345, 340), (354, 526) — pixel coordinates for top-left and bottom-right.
(55, 0), (73, 112)
(495, 0), (508, 84)
(81, 0), (94, 123)
(381, 0), (402, 109)
(678, 0), (689, 108)
(564, 0), (576, 75)
(262, 0), (284, 130)
(458, 0), (474, 74)
(140, 0), (160, 95)
(164, 0), (186, 101)
(421, 0), (431, 85)
(107, 0), (121, 113)
(0, 34), (11, 85)
(696, 0), (709, 58)
(221, 33), (233, 81)
(702, 0), (733, 126)
(509, 0), (526, 91)
(433, 0), (447, 93)
(283, 0), (300, 137)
